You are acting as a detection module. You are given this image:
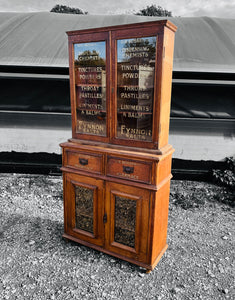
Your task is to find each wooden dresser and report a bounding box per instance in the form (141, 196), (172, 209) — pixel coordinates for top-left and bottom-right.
(60, 20), (177, 272)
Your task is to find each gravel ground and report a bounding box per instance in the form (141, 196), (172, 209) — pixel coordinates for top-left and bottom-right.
(0, 174), (234, 300)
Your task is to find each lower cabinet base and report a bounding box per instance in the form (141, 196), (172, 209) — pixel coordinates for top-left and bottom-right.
(61, 142), (174, 273)
(62, 233), (168, 273)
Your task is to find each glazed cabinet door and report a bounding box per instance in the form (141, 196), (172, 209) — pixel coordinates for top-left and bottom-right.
(68, 31), (111, 143)
(105, 182), (150, 262)
(64, 172), (104, 247)
(111, 33), (158, 149)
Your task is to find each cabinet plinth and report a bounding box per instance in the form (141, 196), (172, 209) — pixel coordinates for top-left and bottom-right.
(61, 20), (176, 272)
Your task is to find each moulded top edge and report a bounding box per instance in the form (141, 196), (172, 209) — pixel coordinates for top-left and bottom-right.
(60, 140), (175, 160)
(66, 19), (177, 37)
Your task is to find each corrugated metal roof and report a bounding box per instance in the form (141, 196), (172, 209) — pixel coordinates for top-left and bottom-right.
(0, 12), (235, 73)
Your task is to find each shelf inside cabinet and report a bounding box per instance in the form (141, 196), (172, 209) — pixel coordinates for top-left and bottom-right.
(77, 108), (106, 113)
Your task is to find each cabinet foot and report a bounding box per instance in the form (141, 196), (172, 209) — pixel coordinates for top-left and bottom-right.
(146, 269), (152, 274)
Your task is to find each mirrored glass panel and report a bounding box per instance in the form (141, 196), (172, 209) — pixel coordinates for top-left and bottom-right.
(75, 186), (94, 234)
(114, 196), (136, 248)
(74, 41), (106, 136)
(116, 37), (157, 141)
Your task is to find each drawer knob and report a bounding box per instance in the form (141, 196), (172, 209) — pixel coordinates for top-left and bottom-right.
(79, 158), (88, 166)
(123, 166), (134, 174)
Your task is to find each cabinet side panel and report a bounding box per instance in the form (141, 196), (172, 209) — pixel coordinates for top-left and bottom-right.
(158, 28), (175, 149)
(150, 180), (171, 265)
(156, 153), (173, 186)
(68, 39), (77, 138)
(63, 173), (68, 234)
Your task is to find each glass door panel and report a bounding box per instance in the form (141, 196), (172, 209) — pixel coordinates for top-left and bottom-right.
(74, 41), (107, 136)
(116, 36), (157, 141)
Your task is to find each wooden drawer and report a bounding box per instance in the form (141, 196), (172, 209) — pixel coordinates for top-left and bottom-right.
(107, 156), (152, 184)
(64, 149), (103, 174)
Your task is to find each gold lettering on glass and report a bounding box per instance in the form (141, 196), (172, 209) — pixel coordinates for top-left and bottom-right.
(116, 37), (157, 141)
(74, 41), (107, 136)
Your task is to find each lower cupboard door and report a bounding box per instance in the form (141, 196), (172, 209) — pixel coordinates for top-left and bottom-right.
(105, 182), (150, 262)
(64, 173), (104, 247)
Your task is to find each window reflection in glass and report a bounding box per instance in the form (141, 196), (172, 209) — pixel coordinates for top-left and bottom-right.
(116, 37), (156, 141)
(74, 41), (107, 136)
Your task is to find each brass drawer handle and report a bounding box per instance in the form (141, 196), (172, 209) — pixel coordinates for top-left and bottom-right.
(79, 158), (88, 166)
(123, 166), (134, 174)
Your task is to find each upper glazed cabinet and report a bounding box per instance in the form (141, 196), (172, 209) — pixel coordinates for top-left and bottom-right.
(67, 20), (177, 150)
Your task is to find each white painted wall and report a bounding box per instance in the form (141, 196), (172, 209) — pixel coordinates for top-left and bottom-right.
(169, 133), (235, 161)
(0, 113), (234, 161)
(0, 127), (71, 154)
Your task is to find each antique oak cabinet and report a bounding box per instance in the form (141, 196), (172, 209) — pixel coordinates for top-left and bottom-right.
(60, 20), (177, 272)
